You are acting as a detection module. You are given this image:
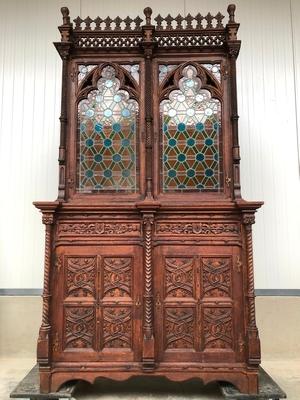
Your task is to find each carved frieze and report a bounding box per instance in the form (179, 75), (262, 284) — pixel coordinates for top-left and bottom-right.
(156, 222), (240, 235)
(58, 221), (141, 236)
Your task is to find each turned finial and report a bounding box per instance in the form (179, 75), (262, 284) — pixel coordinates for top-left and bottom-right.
(144, 7), (153, 25)
(61, 7), (70, 25)
(227, 4), (236, 23)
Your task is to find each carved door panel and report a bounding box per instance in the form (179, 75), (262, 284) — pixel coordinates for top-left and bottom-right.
(154, 245), (244, 363)
(52, 245), (143, 362)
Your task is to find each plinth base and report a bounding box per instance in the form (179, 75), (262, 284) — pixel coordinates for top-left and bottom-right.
(220, 367), (286, 399)
(10, 364), (286, 400)
(10, 365), (78, 399)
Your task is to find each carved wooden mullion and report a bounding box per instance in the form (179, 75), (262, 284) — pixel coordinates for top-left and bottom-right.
(142, 214), (154, 340)
(229, 53), (241, 199)
(142, 7), (156, 199)
(58, 55), (69, 200)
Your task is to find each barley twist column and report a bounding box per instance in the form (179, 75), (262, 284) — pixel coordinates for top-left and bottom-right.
(243, 213), (261, 365)
(37, 212), (54, 365)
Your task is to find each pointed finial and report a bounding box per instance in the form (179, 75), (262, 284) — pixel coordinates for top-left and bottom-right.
(61, 7), (70, 25)
(227, 4), (236, 23)
(144, 7), (153, 25)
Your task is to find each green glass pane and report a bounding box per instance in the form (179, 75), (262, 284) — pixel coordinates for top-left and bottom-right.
(78, 66), (138, 193)
(161, 65), (221, 192)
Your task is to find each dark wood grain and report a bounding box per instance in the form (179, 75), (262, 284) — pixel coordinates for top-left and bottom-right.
(34, 4), (262, 395)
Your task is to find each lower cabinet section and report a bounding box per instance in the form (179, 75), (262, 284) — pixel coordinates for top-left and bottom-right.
(47, 241), (253, 393)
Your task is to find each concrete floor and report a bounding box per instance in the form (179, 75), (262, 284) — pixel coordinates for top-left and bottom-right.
(0, 296), (300, 399)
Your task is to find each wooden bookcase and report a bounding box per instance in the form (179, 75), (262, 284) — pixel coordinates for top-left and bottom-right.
(34, 5), (262, 394)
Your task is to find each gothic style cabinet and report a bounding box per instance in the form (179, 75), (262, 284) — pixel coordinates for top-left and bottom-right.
(34, 5), (263, 394)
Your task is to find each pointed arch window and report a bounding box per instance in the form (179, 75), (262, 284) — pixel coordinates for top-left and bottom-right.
(160, 65), (222, 192)
(77, 65), (139, 193)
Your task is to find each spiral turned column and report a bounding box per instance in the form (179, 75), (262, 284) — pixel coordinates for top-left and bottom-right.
(37, 212), (54, 365)
(243, 213), (261, 366)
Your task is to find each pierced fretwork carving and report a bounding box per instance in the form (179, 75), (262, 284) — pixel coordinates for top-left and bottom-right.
(202, 257), (231, 298)
(165, 308), (195, 349)
(154, 12), (224, 31)
(64, 307), (95, 349)
(103, 257), (132, 297)
(65, 257), (96, 298)
(165, 257), (194, 298)
(203, 307), (233, 349)
(73, 15), (144, 32)
(103, 307), (132, 348)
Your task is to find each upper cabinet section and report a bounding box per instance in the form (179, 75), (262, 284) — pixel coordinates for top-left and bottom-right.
(54, 5), (242, 203)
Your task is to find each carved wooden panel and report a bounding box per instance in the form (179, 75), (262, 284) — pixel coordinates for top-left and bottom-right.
(58, 221), (141, 236)
(203, 307), (233, 350)
(64, 306), (96, 349)
(201, 257), (232, 298)
(165, 308), (195, 350)
(65, 256), (96, 298)
(102, 307), (132, 349)
(156, 222), (240, 236)
(165, 257), (195, 298)
(103, 257), (132, 298)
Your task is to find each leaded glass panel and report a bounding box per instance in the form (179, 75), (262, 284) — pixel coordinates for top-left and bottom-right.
(202, 63), (221, 82)
(78, 65), (97, 83)
(159, 64), (178, 82)
(161, 65), (221, 192)
(78, 66), (138, 192)
(121, 64), (140, 83)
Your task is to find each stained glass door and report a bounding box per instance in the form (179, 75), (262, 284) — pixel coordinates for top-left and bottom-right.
(75, 63), (142, 196)
(154, 61), (224, 197)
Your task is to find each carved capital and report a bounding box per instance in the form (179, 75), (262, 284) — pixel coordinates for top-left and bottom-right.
(54, 42), (72, 60)
(242, 213), (255, 228)
(143, 213), (154, 228)
(227, 40), (241, 59)
(42, 213), (54, 225)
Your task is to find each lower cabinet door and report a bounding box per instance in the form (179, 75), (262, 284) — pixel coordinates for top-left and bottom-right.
(51, 245), (143, 362)
(153, 245), (244, 363)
